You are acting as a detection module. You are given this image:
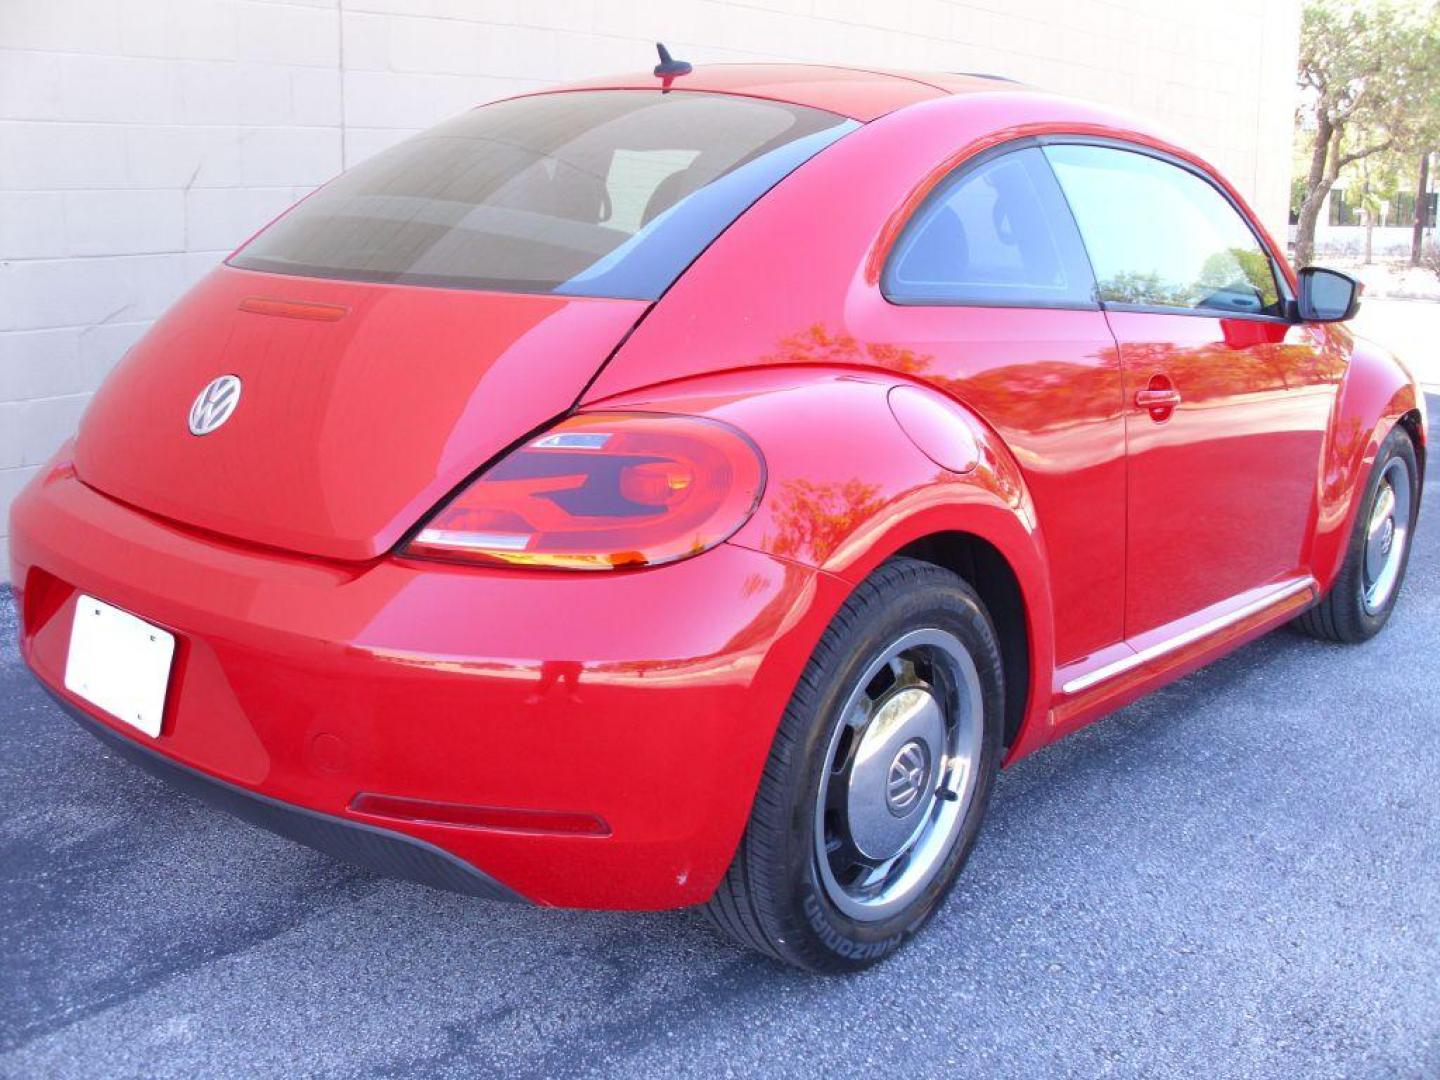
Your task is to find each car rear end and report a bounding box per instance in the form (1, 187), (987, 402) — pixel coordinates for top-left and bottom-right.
(8, 87), (858, 909)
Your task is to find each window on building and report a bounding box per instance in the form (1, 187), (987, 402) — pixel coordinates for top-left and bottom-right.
(1392, 191), (1438, 228)
(1328, 189), (1361, 227)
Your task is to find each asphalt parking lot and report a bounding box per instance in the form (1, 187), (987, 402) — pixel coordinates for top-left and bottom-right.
(3, 408), (1438, 1080)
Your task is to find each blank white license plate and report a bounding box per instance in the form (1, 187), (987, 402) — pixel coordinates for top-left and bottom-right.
(64, 595), (176, 738)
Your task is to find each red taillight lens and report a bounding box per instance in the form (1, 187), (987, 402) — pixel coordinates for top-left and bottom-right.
(402, 412), (764, 570)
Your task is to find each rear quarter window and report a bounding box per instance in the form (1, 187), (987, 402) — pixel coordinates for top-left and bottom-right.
(229, 90), (855, 300)
(883, 146), (1098, 308)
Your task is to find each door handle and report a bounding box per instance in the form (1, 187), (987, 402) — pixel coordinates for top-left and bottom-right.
(1135, 376), (1181, 422)
(1134, 388), (1182, 408)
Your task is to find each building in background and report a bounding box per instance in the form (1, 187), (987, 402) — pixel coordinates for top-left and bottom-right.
(0, 0), (1301, 580)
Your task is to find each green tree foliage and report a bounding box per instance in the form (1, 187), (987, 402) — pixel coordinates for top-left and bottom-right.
(1292, 1), (1438, 266)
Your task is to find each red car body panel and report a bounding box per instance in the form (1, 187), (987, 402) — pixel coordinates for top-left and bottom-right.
(7, 68), (1426, 910)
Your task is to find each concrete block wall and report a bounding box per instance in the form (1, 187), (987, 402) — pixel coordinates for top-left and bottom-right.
(0, 0), (1300, 580)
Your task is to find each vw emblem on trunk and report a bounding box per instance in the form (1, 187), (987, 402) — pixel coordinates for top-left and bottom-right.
(188, 375), (242, 436)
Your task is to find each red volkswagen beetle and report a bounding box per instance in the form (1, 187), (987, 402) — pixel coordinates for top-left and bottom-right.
(9, 60), (1424, 972)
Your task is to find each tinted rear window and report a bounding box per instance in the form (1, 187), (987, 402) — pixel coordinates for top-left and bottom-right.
(230, 90), (855, 300)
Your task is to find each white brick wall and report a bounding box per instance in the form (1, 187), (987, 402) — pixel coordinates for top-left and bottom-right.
(0, 0), (1300, 581)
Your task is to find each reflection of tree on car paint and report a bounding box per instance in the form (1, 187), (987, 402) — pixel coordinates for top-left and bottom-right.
(765, 478), (887, 561)
(761, 321), (933, 375)
(759, 318), (1335, 430)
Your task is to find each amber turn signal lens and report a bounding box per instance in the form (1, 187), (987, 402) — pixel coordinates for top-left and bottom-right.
(402, 412), (764, 570)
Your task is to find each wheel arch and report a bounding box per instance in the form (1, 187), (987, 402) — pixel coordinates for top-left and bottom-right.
(1311, 335), (1427, 592)
(1399, 406), (1426, 479)
(892, 531), (1030, 750)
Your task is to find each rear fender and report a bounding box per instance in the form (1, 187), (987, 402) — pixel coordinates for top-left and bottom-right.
(590, 367), (1057, 756)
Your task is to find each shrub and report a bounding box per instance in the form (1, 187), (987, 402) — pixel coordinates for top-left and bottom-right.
(1423, 242), (1440, 281)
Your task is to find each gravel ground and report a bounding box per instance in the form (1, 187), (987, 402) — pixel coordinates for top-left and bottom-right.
(2, 417), (1438, 1079)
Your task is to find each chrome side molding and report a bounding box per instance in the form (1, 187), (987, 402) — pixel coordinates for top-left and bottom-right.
(1061, 577), (1318, 696)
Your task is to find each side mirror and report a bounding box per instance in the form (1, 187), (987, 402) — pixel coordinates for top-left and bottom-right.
(1296, 266), (1362, 322)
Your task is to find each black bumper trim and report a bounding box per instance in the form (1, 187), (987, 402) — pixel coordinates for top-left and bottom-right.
(44, 687), (525, 904)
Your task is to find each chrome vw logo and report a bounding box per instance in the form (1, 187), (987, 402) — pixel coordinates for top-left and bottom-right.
(188, 375), (242, 436)
(885, 740), (930, 816)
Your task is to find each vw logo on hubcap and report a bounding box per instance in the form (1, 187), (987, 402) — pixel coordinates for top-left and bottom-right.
(885, 739), (930, 816)
(188, 375), (242, 436)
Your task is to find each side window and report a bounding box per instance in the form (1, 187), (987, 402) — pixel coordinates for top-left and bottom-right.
(1044, 144), (1282, 317)
(883, 146), (1097, 307)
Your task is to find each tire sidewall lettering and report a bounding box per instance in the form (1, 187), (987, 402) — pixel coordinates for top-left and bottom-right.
(801, 884), (902, 962)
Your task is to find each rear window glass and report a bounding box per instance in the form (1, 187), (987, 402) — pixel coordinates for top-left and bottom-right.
(229, 91), (855, 300)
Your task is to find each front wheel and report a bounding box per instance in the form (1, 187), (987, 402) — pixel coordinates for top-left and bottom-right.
(1295, 424), (1420, 643)
(703, 557), (1005, 972)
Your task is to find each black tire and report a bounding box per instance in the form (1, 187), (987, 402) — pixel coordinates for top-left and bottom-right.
(1295, 423), (1420, 643)
(703, 557), (1005, 972)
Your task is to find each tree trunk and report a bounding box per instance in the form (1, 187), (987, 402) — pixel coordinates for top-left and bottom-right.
(1294, 118), (1336, 267)
(1412, 151), (1431, 266)
(1362, 167), (1373, 265)
(1295, 189), (1329, 268)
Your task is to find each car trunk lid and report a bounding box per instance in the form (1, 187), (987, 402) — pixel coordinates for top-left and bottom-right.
(73, 267), (648, 561)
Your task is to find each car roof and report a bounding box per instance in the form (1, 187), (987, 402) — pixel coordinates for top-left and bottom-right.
(531, 63), (1028, 122)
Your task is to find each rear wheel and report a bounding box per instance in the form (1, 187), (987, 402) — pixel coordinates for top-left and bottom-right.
(1295, 424), (1420, 643)
(703, 557), (1004, 972)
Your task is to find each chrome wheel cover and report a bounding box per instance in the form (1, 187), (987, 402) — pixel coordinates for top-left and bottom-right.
(813, 628), (984, 922)
(1362, 456), (1412, 615)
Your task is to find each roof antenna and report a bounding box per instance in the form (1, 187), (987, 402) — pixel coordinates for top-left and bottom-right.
(653, 42), (692, 80)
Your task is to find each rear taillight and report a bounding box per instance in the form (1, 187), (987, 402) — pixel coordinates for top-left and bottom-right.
(402, 412), (764, 570)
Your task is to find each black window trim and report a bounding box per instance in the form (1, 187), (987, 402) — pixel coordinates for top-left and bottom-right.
(880, 137), (1103, 312)
(1037, 134), (1298, 325)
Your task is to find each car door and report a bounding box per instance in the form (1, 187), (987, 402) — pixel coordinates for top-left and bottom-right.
(1044, 142), (1342, 638)
(862, 143), (1128, 666)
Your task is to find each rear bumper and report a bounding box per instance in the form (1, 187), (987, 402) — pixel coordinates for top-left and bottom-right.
(44, 686), (520, 901)
(10, 463), (844, 909)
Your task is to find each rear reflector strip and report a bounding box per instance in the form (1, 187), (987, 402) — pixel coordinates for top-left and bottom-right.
(350, 793), (610, 837)
(238, 296), (349, 322)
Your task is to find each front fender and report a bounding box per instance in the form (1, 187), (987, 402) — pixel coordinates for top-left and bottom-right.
(1311, 328), (1426, 592)
(591, 367), (1057, 746)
